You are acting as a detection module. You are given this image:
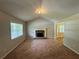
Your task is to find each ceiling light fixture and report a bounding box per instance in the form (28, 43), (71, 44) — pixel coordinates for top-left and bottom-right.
(35, 7), (47, 14)
(35, 0), (47, 14)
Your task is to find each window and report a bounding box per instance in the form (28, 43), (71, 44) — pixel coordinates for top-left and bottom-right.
(60, 24), (64, 32)
(11, 22), (23, 39)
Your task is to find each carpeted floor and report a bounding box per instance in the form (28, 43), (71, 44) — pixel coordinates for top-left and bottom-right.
(4, 38), (79, 59)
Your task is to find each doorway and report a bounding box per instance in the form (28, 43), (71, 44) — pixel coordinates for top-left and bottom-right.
(56, 23), (64, 42)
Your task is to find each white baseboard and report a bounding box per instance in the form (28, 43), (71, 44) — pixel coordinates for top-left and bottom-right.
(1, 39), (25, 59)
(64, 44), (79, 55)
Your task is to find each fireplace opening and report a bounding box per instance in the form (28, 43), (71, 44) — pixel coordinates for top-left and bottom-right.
(36, 30), (45, 38)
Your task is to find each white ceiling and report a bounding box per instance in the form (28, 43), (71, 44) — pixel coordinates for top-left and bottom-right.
(0, 0), (79, 21)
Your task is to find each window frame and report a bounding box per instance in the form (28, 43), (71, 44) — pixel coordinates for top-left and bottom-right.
(10, 22), (23, 40)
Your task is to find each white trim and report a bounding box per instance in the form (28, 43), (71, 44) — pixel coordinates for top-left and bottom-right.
(1, 39), (25, 59)
(64, 44), (79, 55)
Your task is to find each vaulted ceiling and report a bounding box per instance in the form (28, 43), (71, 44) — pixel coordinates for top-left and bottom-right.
(0, 0), (79, 21)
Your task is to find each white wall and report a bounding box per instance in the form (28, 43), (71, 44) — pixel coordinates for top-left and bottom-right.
(0, 11), (26, 59)
(63, 14), (79, 54)
(27, 17), (54, 39)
